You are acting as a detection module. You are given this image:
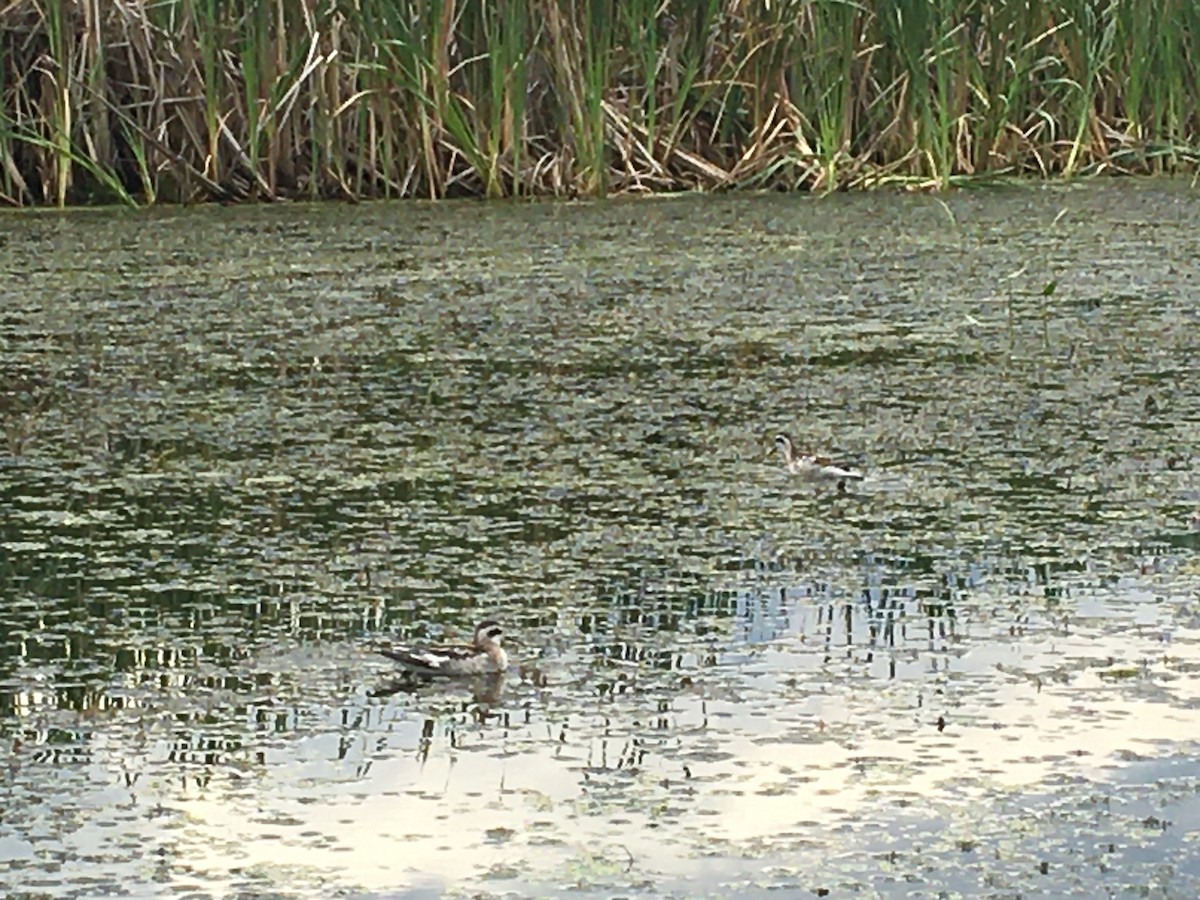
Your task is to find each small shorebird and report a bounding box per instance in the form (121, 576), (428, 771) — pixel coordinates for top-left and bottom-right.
(379, 620), (508, 677)
(774, 432), (865, 493)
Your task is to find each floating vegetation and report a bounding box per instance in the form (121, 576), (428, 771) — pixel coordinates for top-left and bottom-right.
(1, 186), (1199, 895)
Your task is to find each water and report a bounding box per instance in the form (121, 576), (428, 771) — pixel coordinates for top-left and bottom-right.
(2, 183), (1199, 897)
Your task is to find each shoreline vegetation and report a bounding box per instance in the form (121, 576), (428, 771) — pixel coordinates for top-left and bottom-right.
(2, 1), (1199, 208)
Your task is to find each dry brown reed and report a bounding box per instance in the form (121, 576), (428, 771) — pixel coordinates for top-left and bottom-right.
(1, 0), (1198, 206)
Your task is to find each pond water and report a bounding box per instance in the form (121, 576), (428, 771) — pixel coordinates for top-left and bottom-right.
(2, 182), (1200, 897)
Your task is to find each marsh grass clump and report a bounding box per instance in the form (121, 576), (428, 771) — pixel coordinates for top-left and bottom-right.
(2, 0), (1200, 206)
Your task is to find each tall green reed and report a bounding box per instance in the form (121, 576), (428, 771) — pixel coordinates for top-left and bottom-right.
(799, 0), (860, 189)
(3, 0), (1200, 205)
(1111, 0), (1194, 170)
(547, 0), (616, 194)
(618, 0), (661, 161)
(437, 0), (532, 197)
(345, 0), (431, 196)
(872, 0), (964, 187)
(43, 0), (73, 205)
(187, 0), (224, 189)
(1055, 0), (1119, 177)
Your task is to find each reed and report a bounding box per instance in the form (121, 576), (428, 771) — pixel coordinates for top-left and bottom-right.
(2, 0), (1200, 206)
(800, 0), (860, 190)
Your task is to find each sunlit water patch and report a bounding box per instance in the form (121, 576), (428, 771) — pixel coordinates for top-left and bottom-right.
(2, 183), (1200, 896)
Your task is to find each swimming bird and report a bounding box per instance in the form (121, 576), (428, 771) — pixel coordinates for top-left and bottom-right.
(379, 620), (508, 677)
(774, 432), (865, 493)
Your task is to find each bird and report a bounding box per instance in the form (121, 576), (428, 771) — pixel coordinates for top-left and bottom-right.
(774, 432), (865, 493)
(379, 620), (508, 677)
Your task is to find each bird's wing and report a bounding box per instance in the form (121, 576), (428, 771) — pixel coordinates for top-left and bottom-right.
(380, 644), (475, 672)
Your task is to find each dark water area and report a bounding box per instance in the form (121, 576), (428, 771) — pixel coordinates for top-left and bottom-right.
(1, 182), (1199, 896)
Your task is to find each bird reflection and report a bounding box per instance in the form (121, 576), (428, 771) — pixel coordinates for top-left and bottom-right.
(369, 671), (507, 707)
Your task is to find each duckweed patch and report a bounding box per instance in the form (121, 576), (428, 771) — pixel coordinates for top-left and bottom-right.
(2, 184), (1200, 896)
